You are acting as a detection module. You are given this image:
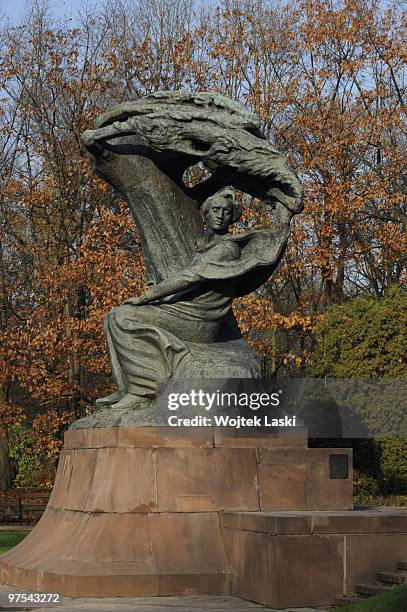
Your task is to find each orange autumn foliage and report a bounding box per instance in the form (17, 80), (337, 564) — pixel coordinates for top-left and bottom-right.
(0, 0), (404, 460)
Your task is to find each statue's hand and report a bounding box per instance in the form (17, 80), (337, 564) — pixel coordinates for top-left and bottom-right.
(124, 281), (156, 305)
(275, 201), (293, 225)
(81, 129), (97, 148)
(124, 295), (148, 306)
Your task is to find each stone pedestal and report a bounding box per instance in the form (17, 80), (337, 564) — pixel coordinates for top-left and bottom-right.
(0, 425), (352, 598)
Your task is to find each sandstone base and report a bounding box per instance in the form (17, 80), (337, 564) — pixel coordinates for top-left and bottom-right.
(0, 425), (354, 599)
(222, 508), (407, 608)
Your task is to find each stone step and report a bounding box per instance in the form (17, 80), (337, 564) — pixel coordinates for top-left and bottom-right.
(354, 582), (395, 596)
(399, 560), (407, 570)
(334, 595), (365, 606)
(376, 570), (407, 584)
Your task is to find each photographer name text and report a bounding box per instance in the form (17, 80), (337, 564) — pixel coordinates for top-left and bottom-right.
(167, 415), (297, 428)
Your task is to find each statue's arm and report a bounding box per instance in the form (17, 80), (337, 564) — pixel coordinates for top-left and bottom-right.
(125, 268), (201, 306)
(125, 241), (240, 306)
(82, 122), (137, 149)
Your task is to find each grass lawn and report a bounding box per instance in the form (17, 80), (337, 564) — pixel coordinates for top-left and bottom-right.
(0, 530), (30, 555)
(341, 586), (407, 611)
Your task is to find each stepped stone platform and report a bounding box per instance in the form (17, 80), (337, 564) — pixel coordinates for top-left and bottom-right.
(0, 425), (351, 601)
(335, 556), (407, 606)
(221, 507), (407, 608)
(1, 425), (405, 608)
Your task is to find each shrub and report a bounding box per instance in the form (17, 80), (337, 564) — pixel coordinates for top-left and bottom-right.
(310, 287), (407, 500)
(8, 425), (55, 488)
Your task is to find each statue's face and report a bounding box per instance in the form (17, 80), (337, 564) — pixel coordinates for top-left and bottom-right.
(206, 196), (234, 234)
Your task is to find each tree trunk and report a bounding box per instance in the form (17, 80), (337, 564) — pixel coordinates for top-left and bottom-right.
(0, 429), (11, 490)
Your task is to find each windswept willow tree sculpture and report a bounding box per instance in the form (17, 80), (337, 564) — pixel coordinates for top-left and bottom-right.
(76, 91), (303, 427)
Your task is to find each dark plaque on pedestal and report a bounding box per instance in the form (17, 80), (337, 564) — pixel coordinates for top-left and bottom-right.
(329, 453), (349, 479)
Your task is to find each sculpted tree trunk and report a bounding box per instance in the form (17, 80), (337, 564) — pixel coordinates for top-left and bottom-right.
(83, 92), (303, 283)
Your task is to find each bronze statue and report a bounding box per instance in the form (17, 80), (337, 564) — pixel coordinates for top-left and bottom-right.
(77, 91), (303, 425)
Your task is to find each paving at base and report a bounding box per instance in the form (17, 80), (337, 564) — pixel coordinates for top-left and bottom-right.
(0, 587), (331, 612)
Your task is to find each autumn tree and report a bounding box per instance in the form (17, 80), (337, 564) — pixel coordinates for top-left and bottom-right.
(0, 0), (405, 486)
(199, 0), (406, 369)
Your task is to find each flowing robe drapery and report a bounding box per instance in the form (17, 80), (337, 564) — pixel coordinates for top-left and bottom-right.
(104, 226), (289, 400)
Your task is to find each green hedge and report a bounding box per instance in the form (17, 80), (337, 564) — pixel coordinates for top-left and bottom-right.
(310, 287), (407, 500)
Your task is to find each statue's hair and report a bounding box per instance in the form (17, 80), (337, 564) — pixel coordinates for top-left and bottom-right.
(200, 187), (242, 223)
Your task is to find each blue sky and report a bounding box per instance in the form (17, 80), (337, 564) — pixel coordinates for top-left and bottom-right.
(0, 0), (87, 24)
(0, 0), (397, 25)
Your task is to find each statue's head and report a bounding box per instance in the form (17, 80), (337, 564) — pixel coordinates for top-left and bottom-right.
(201, 188), (242, 234)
